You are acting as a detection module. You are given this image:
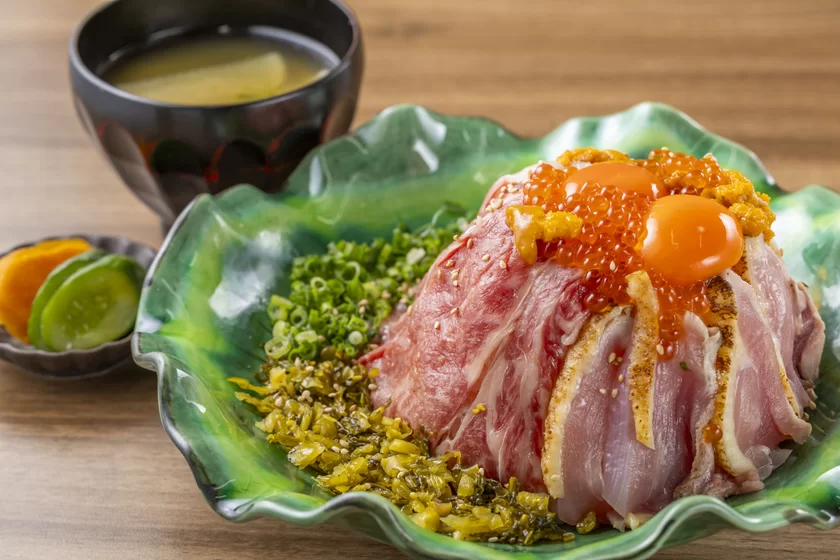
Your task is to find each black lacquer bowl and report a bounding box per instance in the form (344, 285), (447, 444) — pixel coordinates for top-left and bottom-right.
(69, 0), (364, 231)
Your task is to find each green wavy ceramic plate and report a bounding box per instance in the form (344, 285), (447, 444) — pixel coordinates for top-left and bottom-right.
(133, 102), (840, 559)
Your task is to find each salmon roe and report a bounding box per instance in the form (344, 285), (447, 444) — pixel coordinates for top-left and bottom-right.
(515, 148), (773, 357)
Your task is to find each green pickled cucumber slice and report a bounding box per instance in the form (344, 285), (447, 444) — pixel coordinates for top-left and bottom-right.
(40, 254), (144, 351)
(28, 249), (107, 350)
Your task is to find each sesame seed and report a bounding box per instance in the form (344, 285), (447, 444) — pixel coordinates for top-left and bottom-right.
(274, 397), (284, 407)
(340, 448), (349, 455)
(550, 474), (561, 481)
(434, 321), (440, 330)
(450, 307), (459, 315)
(467, 238), (474, 248)
(618, 374), (625, 382)
(407, 304), (413, 315)
(436, 268), (442, 279)
(609, 261), (617, 272)
(478, 468), (485, 475)
(616, 356), (623, 363)
(488, 537), (499, 543)
(608, 352), (616, 364)
(359, 299), (369, 306)
(453, 234), (460, 241)
(599, 388), (606, 395)
(368, 383), (378, 390)
(803, 412), (810, 421)
(482, 254), (490, 262)
(331, 446), (341, 453)
(611, 389), (618, 398)
(359, 306), (366, 314)
(301, 390), (311, 400)
(305, 365), (315, 372)
(499, 260), (507, 269)
(446, 260), (455, 267)
(450, 269), (460, 278)
(656, 344), (665, 355)
(453, 280), (459, 287)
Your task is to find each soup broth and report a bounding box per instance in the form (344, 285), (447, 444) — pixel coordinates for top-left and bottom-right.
(103, 30), (337, 106)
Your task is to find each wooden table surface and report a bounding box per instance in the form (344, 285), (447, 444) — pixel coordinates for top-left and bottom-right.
(1, 0), (838, 558)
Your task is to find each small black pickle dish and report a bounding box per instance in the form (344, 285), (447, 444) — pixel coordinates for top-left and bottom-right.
(69, 0), (364, 231)
(0, 235), (157, 379)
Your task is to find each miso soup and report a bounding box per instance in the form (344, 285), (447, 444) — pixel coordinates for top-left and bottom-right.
(103, 29), (338, 106)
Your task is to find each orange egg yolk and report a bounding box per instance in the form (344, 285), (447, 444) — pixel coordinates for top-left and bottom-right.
(509, 148), (768, 357)
(563, 162), (664, 199)
(639, 195), (744, 286)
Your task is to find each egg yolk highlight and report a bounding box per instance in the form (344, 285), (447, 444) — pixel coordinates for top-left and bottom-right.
(563, 162), (664, 199)
(639, 195), (744, 286)
(509, 148), (769, 357)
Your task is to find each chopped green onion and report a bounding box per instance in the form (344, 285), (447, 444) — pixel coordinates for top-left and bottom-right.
(348, 331), (364, 346)
(263, 216), (468, 361)
(406, 247), (426, 265)
(295, 330), (319, 344)
(342, 262), (362, 282)
(289, 307), (308, 327)
(310, 276), (328, 294)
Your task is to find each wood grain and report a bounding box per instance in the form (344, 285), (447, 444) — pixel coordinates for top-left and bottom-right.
(0, 0), (838, 558)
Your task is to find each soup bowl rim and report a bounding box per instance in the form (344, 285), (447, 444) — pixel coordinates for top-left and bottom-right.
(68, 0), (362, 111)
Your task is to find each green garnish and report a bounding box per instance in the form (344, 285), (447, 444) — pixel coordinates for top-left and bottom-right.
(576, 511), (599, 535)
(233, 359), (574, 545)
(265, 217), (468, 361)
(679, 361), (690, 371)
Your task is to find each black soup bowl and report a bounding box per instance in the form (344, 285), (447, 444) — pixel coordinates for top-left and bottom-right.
(70, 0), (363, 231)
